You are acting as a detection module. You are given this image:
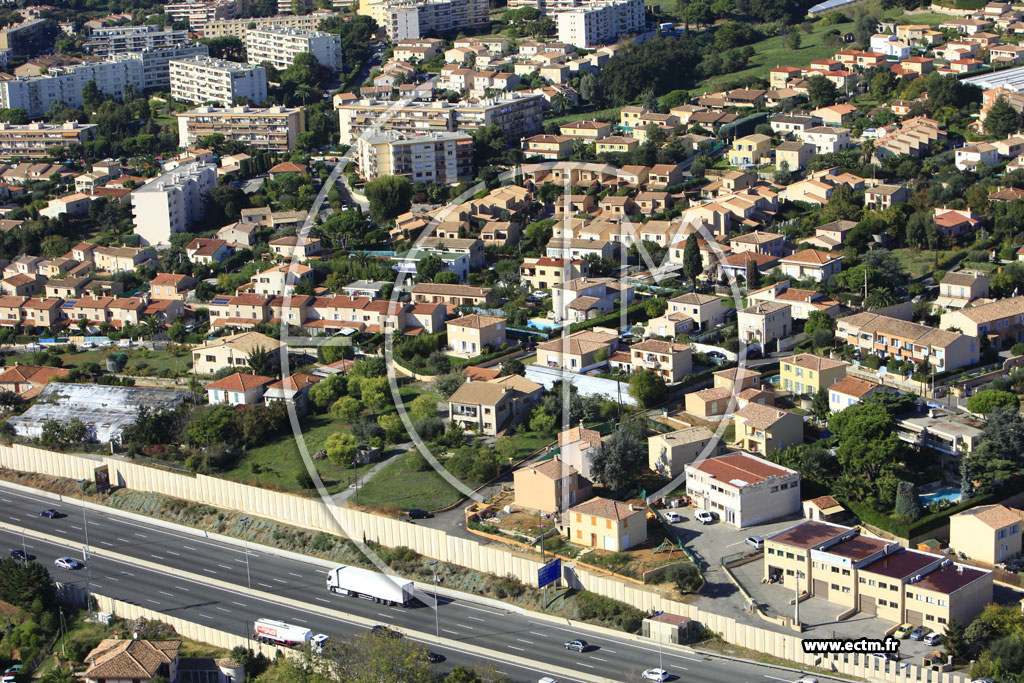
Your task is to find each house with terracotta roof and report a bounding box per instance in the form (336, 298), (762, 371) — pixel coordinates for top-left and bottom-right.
(551, 276), (633, 323)
(514, 458), (593, 514)
(747, 281), (839, 320)
(83, 638), (181, 683)
(934, 271), (989, 311)
(940, 295), (1024, 349)
(0, 273), (41, 296)
(447, 374), (543, 435)
(648, 426), (720, 478)
(934, 207), (983, 237)
(729, 230), (786, 257)
(802, 219), (856, 251)
(558, 423), (603, 481)
(447, 314), (505, 357)
(733, 403), (803, 455)
(648, 292), (727, 338)
(838, 311), (979, 371)
(828, 375), (884, 412)
(951, 504), (1023, 564)
(628, 339), (692, 384)
(411, 282), (494, 311)
(269, 236), (322, 261)
(520, 256), (589, 291)
(810, 103), (857, 126)
(263, 372), (321, 415)
(267, 161), (308, 178)
(192, 331), (285, 376)
(0, 364), (68, 397)
(803, 495), (845, 522)
(737, 301), (791, 348)
(778, 249), (842, 282)
(150, 273), (196, 302)
(249, 263), (313, 296)
(206, 372), (275, 406)
(186, 238), (232, 264)
(686, 452), (800, 527)
(780, 353), (848, 396)
(565, 496), (647, 551)
(534, 329), (618, 372)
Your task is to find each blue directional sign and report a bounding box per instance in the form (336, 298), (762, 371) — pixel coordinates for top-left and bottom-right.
(538, 558), (561, 588)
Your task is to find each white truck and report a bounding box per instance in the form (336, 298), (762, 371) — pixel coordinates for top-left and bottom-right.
(253, 619), (329, 651)
(325, 565), (415, 606)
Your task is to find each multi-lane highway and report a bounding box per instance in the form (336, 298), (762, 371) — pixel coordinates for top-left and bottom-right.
(0, 484), (822, 683)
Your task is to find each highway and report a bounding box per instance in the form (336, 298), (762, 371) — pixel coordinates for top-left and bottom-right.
(0, 485), (821, 683)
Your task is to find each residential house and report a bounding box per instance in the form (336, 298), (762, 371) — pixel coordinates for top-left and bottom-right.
(780, 353), (848, 396)
(811, 103), (857, 126)
(648, 426), (720, 478)
(565, 497), (647, 551)
(802, 219), (856, 251)
(520, 256), (588, 291)
(191, 331), (285, 376)
(558, 423), (603, 481)
(837, 312), (979, 371)
(737, 302), (792, 348)
(534, 329), (618, 373)
(746, 280), (840, 320)
(730, 231), (786, 257)
(262, 372), (321, 415)
(150, 273), (196, 302)
(522, 134), (574, 160)
(513, 459), (593, 514)
(206, 373), (274, 406)
(729, 134), (771, 167)
(447, 374), (543, 435)
(411, 283), (493, 310)
(269, 236), (323, 261)
(733, 403), (804, 455)
(864, 184), (909, 210)
(186, 238), (232, 264)
(799, 126), (851, 155)
(0, 364), (68, 398)
(83, 639), (180, 683)
(950, 504), (1023, 565)
(940, 295), (1024, 349)
(685, 453), (801, 527)
(775, 141), (815, 172)
(934, 271), (989, 310)
(829, 375), (884, 412)
(955, 143), (999, 170)
(934, 207), (983, 237)
(551, 276), (633, 323)
(628, 339), (692, 384)
(447, 314), (505, 357)
(778, 249), (843, 282)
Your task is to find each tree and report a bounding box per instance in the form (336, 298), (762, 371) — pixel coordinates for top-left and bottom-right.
(325, 432), (359, 465)
(943, 617), (969, 662)
(499, 357), (525, 377)
(331, 396), (362, 422)
(82, 80), (103, 110)
(787, 30), (801, 50)
(416, 254), (444, 282)
(664, 563), (703, 593)
(828, 401), (900, 498)
(320, 630), (435, 683)
(682, 233), (702, 285)
(744, 259), (762, 289)
(246, 345), (274, 376)
(806, 74), (839, 108)
(893, 480), (921, 520)
(628, 369), (666, 408)
(811, 388), (830, 422)
(528, 405), (556, 435)
(364, 175), (412, 222)
(967, 389), (1020, 414)
(984, 96), (1022, 137)
(187, 405), (238, 447)
(309, 373), (346, 413)
(409, 393), (439, 421)
(904, 211), (931, 249)
(432, 371), (465, 399)
(590, 427), (645, 489)
(471, 124), (508, 170)
(959, 452), (975, 501)
(805, 310), (835, 337)
(645, 297), (667, 318)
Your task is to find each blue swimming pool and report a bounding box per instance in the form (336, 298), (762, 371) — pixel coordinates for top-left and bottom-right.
(528, 318), (562, 332)
(920, 487), (962, 505)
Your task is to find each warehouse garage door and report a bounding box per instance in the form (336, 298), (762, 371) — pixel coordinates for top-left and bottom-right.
(813, 579), (828, 599)
(906, 609), (924, 626)
(858, 595), (876, 616)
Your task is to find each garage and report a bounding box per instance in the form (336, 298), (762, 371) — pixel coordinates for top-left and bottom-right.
(813, 579), (829, 599)
(858, 595), (876, 616)
(906, 609), (924, 626)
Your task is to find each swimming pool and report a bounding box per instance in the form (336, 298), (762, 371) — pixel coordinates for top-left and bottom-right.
(528, 318), (563, 332)
(919, 487), (962, 505)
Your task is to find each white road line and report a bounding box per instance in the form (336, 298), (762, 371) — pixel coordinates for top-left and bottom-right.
(603, 649), (616, 654)
(150, 555), (164, 560)
(231, 601), (246, 607)
(273, 578), (287, 584)
(456, 624), (475, 630)
(53, 528), (67, 534)
(508, 646), (524, 652)
(107, 576), (119, 582)
(145, 599), (160, 605)
(175, 586), (191, 592)
(376, 612), (394, 620)
(198, 614), (213, 620)
(292, 618), (308, 623)
(257, 582), (273, 588)
(1, 498), (11, 502)
(91, 583), (102, 588)
(516, 639), (533, 644)
(233, 559), (247, 564)
(442, 629), (459, 635)
(453, 603), (503, 615)
(763, 676), (789, 682)
(182, 545), (197, 551)
(216, 607), (231, 612)
(100, 541), (113, 546)
(133, 533), (147, 538)
(218, 564), (233, 570)
(121, 571), (134, 576)
(591, 657), (606, 662)
(529, 632), (547, 637)
(467, 616), (486, 622)
(8, 516), (19, 521)
(288, 572), (302, 577)
(315, 598), (330, 604)
(71, 525), (82, 530)
(166, 551), (180, 556)
(159, 591), (174, 597)
(577, 663), (594, 668)
(202, 568), (217, 574)
(117, 537), (131, 543)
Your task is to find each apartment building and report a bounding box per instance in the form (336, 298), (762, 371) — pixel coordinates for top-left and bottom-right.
(837, 311), (979, 372)
(556, 0), (645, 48)
(629, 339), (692, 384)
(202, 12), (339, 38)
(733, 403), (803, 455)
(410, 282), (493, 309)
(244, 26), (343, 71)
(165, 0), (239, 33)
(336, 93), (544, 144)
(0, 121), (98, 159)
(169, 56), (267, 106)
(940, 296), (1024, 349)
(85, 25), (190, 56)
(176, 105), (304, 152)
(520, 257), (588, 290)
(130, 45), (210, 91)
(131, 162), (217, 247)
(362, 0), (489, 40)
(765, 520), (993, 633)
(0, 56), (144, 116)
(353, 131), (473, 185)
(0, 18), (57, 56)
(780, 353), (848, 396)
(685, 453), (801, 527)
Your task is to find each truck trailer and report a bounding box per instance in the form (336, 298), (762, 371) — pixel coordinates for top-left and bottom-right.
(253, 619), (329, 650)
(325, 565), (415, 606)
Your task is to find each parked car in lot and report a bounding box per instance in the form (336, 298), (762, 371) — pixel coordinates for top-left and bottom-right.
(54, 557), (84, 570)
(745, 536), (763, 549)
(563, 639), (588, 652)
(664, 511), (682, 523)
(3, 665), (23, 683)
(923, 632), (942, 646)
(909, 626), (930, 641)
(695, 510), (716, 525)
(894, 623), (914, 639)
(408, 508), (432, 519)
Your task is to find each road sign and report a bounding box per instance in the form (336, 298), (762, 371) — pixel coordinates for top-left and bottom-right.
(537, 558), (561, 588)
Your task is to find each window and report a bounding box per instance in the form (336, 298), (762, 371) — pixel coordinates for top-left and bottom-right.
(606, 520), (611, 529)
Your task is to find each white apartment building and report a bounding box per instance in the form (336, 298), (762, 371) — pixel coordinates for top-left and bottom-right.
(0, 121), (98, 159)
(176, 105), (305, 151)
(169, 56), (267, 106)
(131, 162), (217, 246)
(685, 452), (801, 528)
(131, 44), (210, 90)
(85, 25), (190, 56)
(244, 26), (343, 70)
(363, 0), (490, 40)
(556, 0), (645, 48)
(201, 12), (339, 38)
(354, 131), (474, 184)
(0, 57), (144, 116)
(165, 0), (239, 32)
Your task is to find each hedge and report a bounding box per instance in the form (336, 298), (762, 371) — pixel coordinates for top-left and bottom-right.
(563, 301), (648, 337)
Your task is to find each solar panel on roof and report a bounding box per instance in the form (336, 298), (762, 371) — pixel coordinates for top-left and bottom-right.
(61, 301), (76, 308)
(210, 297), (230, 305)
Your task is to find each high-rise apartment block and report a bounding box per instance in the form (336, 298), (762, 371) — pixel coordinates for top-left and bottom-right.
(354, 131), (474, 184)
(85, 25), (190, 56)
(165, 0), (239, 32)
(360, 0), (489, 40)
(0, 57), (144, 116)
(0, 121), (98, 159)
(176, 105), (306, 151)
(200, 13), (339, 38)
(132, 45), (211, 90)
(244, 26), (343, 70)
(169, 56), (268, 106)
(131, 162), (218, 246)
(0, 19), (58, 56)
(555, 0), (645, 48)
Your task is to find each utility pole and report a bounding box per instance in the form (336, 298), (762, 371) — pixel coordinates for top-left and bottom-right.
(429, 559), (440, 639)
(78, 479), (93, 620)
(794, 571), (803, 627)
(540, 510), (546, 609)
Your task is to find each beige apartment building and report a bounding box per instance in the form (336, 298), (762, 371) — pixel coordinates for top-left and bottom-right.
(737, 301), (792, 347)
(765, 520), (993, 633)
(940, 295), (1024, 350)
(733, 403), (803, 455)
(629, 339), (692, 384)
(176, 106), (304, 152)
(534, 329), (618, 372)
(201, 13), (339, 38)
(520, 256), (589, 291)
(837, 311), (979, 372)
(360, 0), (489, 40)
(447, 314), (505, 357)
(447, 374), (542, 435)
(648, 426), (720, 478)
(353, 131), (474, 185)
(0, 121), (97, 159)
(565, 497), (647, 551)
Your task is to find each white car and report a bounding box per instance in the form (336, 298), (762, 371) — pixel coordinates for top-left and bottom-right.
(532, 290), (550, 298)
(664, 511), (682, 523)
(795, 678), (818, 683)
(310, 633), (329, 653)
(923, 632), (942, 646)
(80, 342), (95, 349)
(695, 510), (716, 525)
(54, 557), (84, 570)
(746, 536), (764, 549)
(642, 669), (669, 682)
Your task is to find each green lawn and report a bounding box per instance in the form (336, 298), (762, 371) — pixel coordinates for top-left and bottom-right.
(890, 247), (959, 279)
(887, 11), (955, 26)
(221, 413), (377, 495)
(56, 347), (193, 376)
(356, 449), (464, 511)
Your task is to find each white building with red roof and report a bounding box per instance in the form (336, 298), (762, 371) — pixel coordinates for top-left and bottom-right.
(684, 452), (801, 527)
(205, 372), (275, 406)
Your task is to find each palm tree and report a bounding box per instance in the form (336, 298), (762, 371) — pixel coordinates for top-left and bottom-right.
(865, 287), (896, 310)
(40, 667), (76, 683)
(142, 316), (161, 338)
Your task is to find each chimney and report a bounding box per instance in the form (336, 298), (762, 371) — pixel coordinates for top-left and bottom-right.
(957, 565), (963, 574)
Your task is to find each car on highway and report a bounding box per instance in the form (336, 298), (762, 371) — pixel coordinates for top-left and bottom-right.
(563, 639), (588, 652)
(9, 549), (34, 561)
(538, 678), (557, 683)
(923, 632), (942, 646)
(54, 557), (84, 570)
(664, 511), (682, 523)
(642, 668), (669, 681)
(40, 509), (60, 518)
(695, 510), (717, 525)
(745, 536), (764, 550)
(909, 626), (930, 641)
(894, 623), (914, 639)
(370, 625), (401, 639)
(795, 677), (818, 683)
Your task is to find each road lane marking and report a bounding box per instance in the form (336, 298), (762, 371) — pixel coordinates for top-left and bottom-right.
(376, 612), (394, 620)
(8, 516), (19, 521)
(315, 598), (330, 604)
(91, 583), (102, 588)
(442, 629), (459, 635)
(166, 551), (180, 556)
(456, 624), (474, 630)
(202, 568), (217, 574)
(591, 657), (606, 662)
(516, 639), (533, 644)
(100, 541), (113, 546)
(198, 614), (213, 620)
(763, 677), (789, 682)
(182, 545), (197, 551)
(117, 537), (131, 543)
(121, 571), (134, 576)
(175, 586), (190, 592)
(71, 525), (82, 530)
(467, 616), (485, 622)
(133, 533), (147, 538)
(231, 601), (246, 607)
(288, 572), (302, 577)
(258, 582), (274, 588)
(508, 646), (524, 652)
(219, 564), (233, 570)
(159, 591), (174, 597)
(216, 607), (231, 612)
(577, 663), (594, 668)
(146, 599), (160, 605)
(150, 555), (164, 560)
(273, 578), (287, 584)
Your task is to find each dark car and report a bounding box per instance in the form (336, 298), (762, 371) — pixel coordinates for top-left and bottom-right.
(9, 549), (34, 561)
(564, 640), (589, 652)
(40, 509), (59, 518)
(426, 652), (445, 664)
(408, 509), (433, 519)
(371, 625), (402, 639)
(909, 626), (930, 641)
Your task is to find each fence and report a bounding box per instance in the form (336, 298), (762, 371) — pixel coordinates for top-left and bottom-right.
(1, 444), (970, 683)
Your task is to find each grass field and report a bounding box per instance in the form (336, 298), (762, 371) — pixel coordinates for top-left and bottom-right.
(891, 247), (958, 279)
(57, 347), (193, 375)
(356, 449), (464, 511)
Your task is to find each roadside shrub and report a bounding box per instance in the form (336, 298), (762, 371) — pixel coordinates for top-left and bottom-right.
(663, 563), (703, 593)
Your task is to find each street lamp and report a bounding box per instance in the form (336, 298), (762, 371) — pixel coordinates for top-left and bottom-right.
(428, 560), (440, 639)
(78, 478), (93, 620)
(794, 570), (805, 627)
(651, 609), (664, 673)
(240, 517), (252, 591)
